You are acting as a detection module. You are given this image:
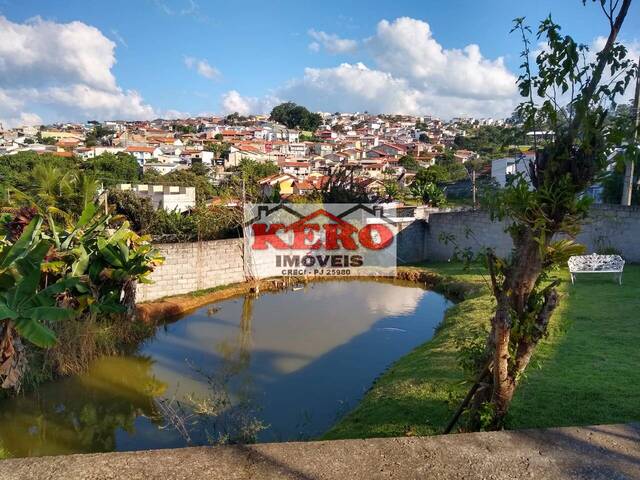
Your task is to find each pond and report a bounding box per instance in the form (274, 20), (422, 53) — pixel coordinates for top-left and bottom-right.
(0, 279), (452, 457)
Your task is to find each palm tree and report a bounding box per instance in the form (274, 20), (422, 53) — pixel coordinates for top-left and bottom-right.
(31, 163), (74, 209)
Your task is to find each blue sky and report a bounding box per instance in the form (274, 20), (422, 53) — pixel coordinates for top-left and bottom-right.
(0, 0), (638, 125)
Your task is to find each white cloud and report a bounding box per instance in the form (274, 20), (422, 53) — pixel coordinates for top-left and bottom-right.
(307, 29), (358, 54)
(592, 36), (639, 105)
(184, 56), (220, 80)
(110, 29), (128, 48)
(0, 15), (156, 126)
(366, 17), (517, 101)
(151, 0), (211, 23)
(220, 90), (278, 116)
(280, 63), (425, 114)
(234, 17), (521, 118)
(0, 15), (117, 90)
(160, 109), (190, 119)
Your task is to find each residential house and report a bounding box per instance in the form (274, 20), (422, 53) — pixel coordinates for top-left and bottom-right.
(376, 142), (406, 158)
(142, 162), (180, 175)
(227, 145), (278, 168)
(280, 160), (311, 178)
(313, 142), (333, 157)
(125, 145), (159, 165)
(453, 149), (479, 164)
(292, 179), (314, 195)
(491, 153), (534, 187)
(258, 173), (298, 198)
(288, 143), (308, 158)
(115, 184), (195, 212)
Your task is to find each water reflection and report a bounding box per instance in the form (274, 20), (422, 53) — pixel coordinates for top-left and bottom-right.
(0, 280), (452, 456)
(0, 357), (166, 457)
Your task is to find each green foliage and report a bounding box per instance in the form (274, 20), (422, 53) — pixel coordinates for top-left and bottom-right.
(410, 181), (446, 207)
(35, 132), (57, 145)
(0, 219), (77, 349)
(269, 102), (322, 131)
(108, 190), (155, 233)
(0, 203), (163, 391)
(415, 163), (468, 184)
(399, 155), (419, 171)
(0, 152), (78, 195)
(173, 124), (197, 134)
(224, 159), (279, 201)
(205, 141), (230, 159)
(85, 125), (115, 147)
(383, 180), (400, 200)
(600, 102), (640, 204)
(464, 2), (637, 430)
(224, 112), (249, 126)
(83, 152), (140, 185)
(299, 133), (321, 142)
(454, 126), (525, 156)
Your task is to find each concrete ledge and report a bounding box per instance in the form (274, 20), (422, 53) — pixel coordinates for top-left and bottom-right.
(2, 423), (638, 480)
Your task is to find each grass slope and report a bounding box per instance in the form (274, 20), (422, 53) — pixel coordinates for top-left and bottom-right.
(324, 263), (640, 439)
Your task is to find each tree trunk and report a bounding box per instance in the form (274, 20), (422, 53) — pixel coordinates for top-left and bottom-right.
(486, 231), (547, 428)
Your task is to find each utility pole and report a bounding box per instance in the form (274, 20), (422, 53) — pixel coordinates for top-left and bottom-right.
(472, 169), (477, 209)
(621, 55), (640, 206)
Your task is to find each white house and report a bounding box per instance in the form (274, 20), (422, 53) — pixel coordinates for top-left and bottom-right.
(287, 130), (300, 143)
(142, 162), (180, 175)
(281, 161), (311, 178)
(115, 184), (195, 212)
(491, 153), (534, 187)
(288, 143), (307, 158)
(76, 146), (125, 160)
(227, 146), (278, 168)
(188, 150), (214, 165)
(125, 146), (158, 165)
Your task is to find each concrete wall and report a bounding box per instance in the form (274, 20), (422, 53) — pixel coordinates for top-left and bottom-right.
(395, 219), (427, 264)
(136, 239), (245, 302)
(137, 220), (428, 301)
(426, 205), (640, 263)
(137, 205), (640, 301)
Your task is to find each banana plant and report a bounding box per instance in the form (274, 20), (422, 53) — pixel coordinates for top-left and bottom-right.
(44, 203), (163, 318)
(0, 217), (78, 389)
(0, 240), (78, 348)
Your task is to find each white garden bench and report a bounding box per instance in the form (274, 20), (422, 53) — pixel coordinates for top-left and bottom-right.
(567, 253), (625, 285)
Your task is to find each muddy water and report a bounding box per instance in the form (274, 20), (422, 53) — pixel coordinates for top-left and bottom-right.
(0, 280), (451, 457)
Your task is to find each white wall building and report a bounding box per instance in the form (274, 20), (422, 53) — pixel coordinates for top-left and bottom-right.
(491, 154), (533, 187)
(115, 184), (195, 212)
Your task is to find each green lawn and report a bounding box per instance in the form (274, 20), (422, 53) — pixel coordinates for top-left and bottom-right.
(324, 263), (640, 439)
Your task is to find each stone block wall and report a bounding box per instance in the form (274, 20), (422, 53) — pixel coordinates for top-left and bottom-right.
(136, 205), (640, 302)
(136, 239), (245, 302)
(426, 205), (640, 262)
(576, 205), (640, 262)
(395, 219), (427, 264)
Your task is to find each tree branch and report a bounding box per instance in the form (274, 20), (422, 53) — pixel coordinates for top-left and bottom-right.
(570, 0), (632, 133)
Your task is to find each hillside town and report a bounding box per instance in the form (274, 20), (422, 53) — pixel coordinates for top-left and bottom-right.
(0, 107), (519, 212)
(1, 0), (640, 477)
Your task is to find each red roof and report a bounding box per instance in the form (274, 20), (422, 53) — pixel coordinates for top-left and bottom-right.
(294, 180), (314, 190)
(126, 146), (156, 153)
(282, 161), (310, 167)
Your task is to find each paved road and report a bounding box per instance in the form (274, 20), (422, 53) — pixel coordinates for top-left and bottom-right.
(1, 423), (639, 480)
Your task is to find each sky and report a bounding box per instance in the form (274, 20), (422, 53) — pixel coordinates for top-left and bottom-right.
(0, 0), (639, 127)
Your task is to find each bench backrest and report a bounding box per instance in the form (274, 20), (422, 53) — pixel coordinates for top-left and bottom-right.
(568, 254), (625, 272)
